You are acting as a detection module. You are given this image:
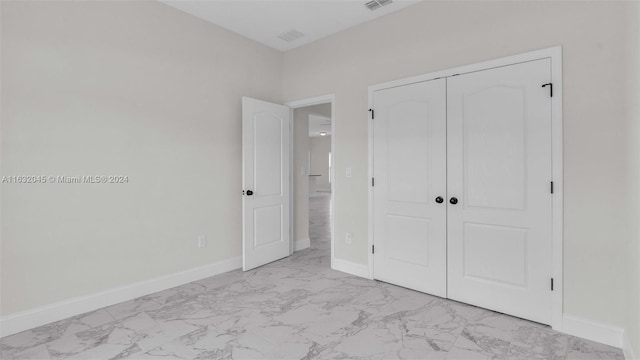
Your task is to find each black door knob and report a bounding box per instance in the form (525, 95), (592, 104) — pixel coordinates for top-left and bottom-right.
(435, 196), (444, 204)
(246, 190), (253, 196)
(449, 197), (458, 205)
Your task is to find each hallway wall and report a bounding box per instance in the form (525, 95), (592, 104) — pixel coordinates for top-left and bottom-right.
(293, 108), (310, 245)
(309, 136), (331, 192)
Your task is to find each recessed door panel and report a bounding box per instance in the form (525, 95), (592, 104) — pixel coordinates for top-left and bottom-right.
(373, 79), (447, 297)
(463, 223), (527, 287)
(254, 113), (283, 197)
(254, 205), (283, 248)
(464, 86), (526, 210)
(447, 59), (552, 324)
(387, 101), (430, 204)
(386, 215), (430, 267)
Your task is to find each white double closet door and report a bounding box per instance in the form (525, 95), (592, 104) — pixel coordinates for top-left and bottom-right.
(372, 59), (553, 324)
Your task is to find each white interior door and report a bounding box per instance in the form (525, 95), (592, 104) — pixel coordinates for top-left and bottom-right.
(242, 97), (290, 271)
(372, 79), (447, 297)
(446, 59), (553, 324)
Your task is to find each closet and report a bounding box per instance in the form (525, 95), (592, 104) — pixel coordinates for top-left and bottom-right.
(371, 57), (554, 325)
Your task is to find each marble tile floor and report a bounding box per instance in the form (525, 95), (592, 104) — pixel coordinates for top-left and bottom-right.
(1, 192), (624, 360)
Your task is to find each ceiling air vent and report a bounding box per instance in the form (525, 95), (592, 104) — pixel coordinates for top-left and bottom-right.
(277, 29), (304, 43)
(365, 0), (393, 11)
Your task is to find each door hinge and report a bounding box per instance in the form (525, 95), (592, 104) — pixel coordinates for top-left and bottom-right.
(369, 108), (375, 119)
(372, 178), (375, 187)
(542, 83), (553, 97)
(372, 245), (375, 254)
(551, 278), (554, 291)
(550, 181), (554, 194)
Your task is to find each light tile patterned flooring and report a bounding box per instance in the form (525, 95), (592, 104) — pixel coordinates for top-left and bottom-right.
(1, 192), (625, 359)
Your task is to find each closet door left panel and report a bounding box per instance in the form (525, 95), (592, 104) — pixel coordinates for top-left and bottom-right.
(372, 79), (447, 297)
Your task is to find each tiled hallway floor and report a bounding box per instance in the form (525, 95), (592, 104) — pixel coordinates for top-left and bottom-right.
(1, 192), (625, 359)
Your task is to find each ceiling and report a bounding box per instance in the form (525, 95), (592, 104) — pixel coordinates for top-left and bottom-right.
(309, 114), (331, 137)
(160, 0), (421, 51)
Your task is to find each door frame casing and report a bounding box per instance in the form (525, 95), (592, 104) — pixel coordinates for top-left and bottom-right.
(367, 46), (563, 330)
(285, 94), (336, 269)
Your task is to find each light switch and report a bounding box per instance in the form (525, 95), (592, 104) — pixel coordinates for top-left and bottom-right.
(197, 235), (207, 248)
(346, 167), (352, 178)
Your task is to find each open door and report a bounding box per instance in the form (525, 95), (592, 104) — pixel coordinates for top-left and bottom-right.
(242, 97), (291, 271)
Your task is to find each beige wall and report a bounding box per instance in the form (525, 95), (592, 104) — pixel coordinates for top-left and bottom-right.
(625, 2), (640, 355)
(0, 0), (282, 315)
(293, 108), (310, 243)
(309, 136), (331, 192)
(283, 0), (640, 332)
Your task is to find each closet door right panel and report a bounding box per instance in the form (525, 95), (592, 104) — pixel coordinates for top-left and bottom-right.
(446, 59), (553, 324)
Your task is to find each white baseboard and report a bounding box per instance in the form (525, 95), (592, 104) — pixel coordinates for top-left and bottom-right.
(562, 314), (624, 349)
(624, 331), (638, 360)
(0, 256), (241, 338)
(332, 258), (369, 279)
(294, 238), (310, 251)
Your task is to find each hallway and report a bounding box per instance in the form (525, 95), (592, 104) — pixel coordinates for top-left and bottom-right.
(0, 192), (624, 359)
(309, 191), (331, 252)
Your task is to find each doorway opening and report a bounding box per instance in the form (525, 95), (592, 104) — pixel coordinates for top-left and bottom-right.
(287, 95), (335, 268)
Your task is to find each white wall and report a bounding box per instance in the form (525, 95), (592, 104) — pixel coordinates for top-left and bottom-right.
(283, 0), (640, 334)
(309, 136), (331, 192)
(0, 0), (283, 316)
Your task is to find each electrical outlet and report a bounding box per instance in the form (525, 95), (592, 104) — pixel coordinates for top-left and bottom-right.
(197, 235), (207, 248)
(345, 232), (352, 245)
